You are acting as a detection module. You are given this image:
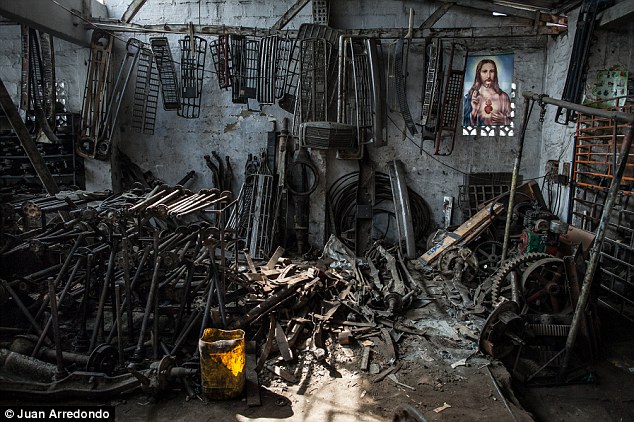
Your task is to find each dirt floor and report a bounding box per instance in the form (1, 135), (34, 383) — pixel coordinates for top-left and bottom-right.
(2, 271), (634, 421)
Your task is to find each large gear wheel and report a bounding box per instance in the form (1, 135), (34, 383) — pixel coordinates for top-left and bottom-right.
(521, 257), (569, 314)
(490, 252), (553, 307)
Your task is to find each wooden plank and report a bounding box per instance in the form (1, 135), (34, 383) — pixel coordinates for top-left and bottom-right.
(360, 346), (371, 371)
(265, 246), (285, 270)
(90, 20), (562, 38)
(261, 269), (281, 278)
(1, 0), (107, 47)
(245, 341), (261, 407)
(256, 314), (276, 372)
(244, 251), (258, 273)
(381, 328), (396, 364)
(275, 322), (294, 362)
(372, 362), (402, 383)
(439, 0), (537, 20)
(419, 203), (504, 264)
(599, 0), (634, 27)
(266, 364), (298, 384)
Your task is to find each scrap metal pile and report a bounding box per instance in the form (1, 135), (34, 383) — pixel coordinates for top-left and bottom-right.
(416, 184), (601, 385)
(0, 183), (429, 400)
(0, 178), (602, 401)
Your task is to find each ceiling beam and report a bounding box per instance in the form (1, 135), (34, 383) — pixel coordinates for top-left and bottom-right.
(271, 0), (311, 31)
(438, 0), (538, 19)
(0, 0), (107, 47)
(599, 0), (634, 28)
(121, 0), (148, 23)
(90, 19), (563, 38)
(420, 2), (455, 29)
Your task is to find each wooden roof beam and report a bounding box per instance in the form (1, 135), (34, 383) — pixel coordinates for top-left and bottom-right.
(271, 0), (311, 31)
(0, 0), (107, 47)
(420, 2), (455, 29)
(121, 0), (148, 23)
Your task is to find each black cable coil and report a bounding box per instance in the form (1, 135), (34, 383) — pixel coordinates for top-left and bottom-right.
(327, 171), (432, 251)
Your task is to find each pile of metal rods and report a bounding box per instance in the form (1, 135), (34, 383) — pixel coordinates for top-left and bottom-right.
(0, 184), (238, 386)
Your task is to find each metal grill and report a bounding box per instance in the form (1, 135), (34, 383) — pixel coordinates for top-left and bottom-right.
(257, 35), (278, 104)
(572, 109), (634, 321)
(150, 37), (180, 110)
(229, 153), (276, 259)
(335, 36), (376, 158)
(131, 47), (159, 135)
(299, 121), (356, 149)
(279, 24), (340, 113)
(434, 42), (467, 156)
(230, 36), (259, 104)
(178, 35), (207, 119)
(421, 38), (441, 128)
(20, 25), (29, 111)
(209, 35), (232, 90)
(458, 172), (514, 220)
(394, 37), (417, 136)
(275, 38), (294, 100)
(294, 38), (331, 132)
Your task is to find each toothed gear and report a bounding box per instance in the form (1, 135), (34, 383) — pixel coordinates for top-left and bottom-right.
(490, 252), (552, 307)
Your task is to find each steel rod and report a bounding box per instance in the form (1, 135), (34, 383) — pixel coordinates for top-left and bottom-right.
(501, 96), (533, 262)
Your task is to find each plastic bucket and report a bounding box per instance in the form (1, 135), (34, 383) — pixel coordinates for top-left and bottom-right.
(199, 328), (245, 399)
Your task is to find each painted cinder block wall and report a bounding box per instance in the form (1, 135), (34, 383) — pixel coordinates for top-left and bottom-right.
(98, 0), (548, 249)
(10, 0), (632, 249)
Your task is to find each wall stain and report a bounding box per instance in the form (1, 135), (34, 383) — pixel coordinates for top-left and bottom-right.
(224, 109), (253, 133)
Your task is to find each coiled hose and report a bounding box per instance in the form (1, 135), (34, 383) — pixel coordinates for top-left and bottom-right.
(327, 172), (432, 251)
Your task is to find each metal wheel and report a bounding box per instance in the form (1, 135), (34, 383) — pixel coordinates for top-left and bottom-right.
(489, 252), (553, 306)
(521, 257), (569, 314)
(438, 246), (479, 285)
(473, 240), (503, 279)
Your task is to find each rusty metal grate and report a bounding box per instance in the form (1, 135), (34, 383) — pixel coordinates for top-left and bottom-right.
(572, 107), (634, 320)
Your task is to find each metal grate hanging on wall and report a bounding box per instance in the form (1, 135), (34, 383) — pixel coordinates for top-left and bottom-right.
(209, 35), (233, 90)
(278, 24), (340, 113)
(257, 35), (279, 105)
(229, 36), (259, 104)
(150, 37), (180, 110)
(295, 37), (332, 131)
(178, 35), (207, 118)
(434, 42), (467, 156)
(421, 38), (442, 139)
(131, 46), (160, 135)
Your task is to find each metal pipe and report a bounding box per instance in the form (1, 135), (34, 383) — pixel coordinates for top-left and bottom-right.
(47, 277), (67, 378)
(90, 241), (117, 353)
(562, 124), (633, 373)
(32, 257), (84, 357)
(501, 96), (533, 262)
(523, 91), (634, 123)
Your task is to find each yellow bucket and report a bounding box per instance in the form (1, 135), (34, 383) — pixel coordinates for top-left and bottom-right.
(199, 328), (246, 399)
